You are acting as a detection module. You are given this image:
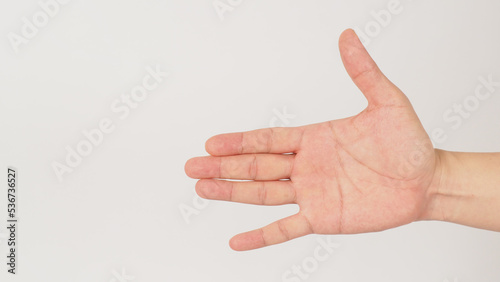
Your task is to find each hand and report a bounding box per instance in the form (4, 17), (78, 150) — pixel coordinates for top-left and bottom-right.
(185, 29), (440, 251)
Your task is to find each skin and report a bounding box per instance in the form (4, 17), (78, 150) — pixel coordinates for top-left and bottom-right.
(185, 29), (500, 251)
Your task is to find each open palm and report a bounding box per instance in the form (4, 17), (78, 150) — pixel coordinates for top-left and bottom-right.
(185, 29), (439, 251)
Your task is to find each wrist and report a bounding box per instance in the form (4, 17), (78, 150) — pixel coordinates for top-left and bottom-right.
(419, 149), (455, 222)
(420, 150), (500, 231)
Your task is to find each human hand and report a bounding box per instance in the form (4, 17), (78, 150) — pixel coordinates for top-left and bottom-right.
(185, 29), (440, 251)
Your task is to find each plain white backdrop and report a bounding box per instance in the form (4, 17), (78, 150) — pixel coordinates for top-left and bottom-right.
(0, 0), (499, 281)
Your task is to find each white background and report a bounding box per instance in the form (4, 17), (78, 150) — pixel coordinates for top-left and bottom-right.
(0, 0), (499, 281)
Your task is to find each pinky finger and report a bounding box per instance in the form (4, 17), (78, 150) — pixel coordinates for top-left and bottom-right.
(229, 213), (313, 251)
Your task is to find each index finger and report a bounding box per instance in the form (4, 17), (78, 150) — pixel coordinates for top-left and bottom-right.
(205, 127), (305, 156)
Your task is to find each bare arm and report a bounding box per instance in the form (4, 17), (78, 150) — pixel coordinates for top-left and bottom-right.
(423, 150), (500, 231)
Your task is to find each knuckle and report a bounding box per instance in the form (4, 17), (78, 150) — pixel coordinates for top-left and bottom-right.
(248, 155), (258, 180)
(257, 182), (268, 205)
(277, 220), (291, 241)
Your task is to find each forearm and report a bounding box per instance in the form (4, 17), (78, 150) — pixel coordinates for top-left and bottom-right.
(423, 149), (500, 231)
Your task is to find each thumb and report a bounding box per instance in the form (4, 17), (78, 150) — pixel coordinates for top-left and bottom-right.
(339, 29), (407, 107)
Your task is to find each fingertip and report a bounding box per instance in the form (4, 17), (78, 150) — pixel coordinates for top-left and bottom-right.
(229, 236), (240, 251)
(195, 179), (212, 199)
(229, 231), (265, 251)
(339, 28), (357, 45)
(205, 134), (229, 155)
(204, 136), (217, 155)
(206, 133), (243, 156)
(338, 28), (364, 59)
(228, 234), (252, 251)
(184, 158), (196, 178)
(185, 157), (214, 179)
